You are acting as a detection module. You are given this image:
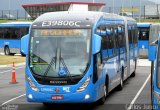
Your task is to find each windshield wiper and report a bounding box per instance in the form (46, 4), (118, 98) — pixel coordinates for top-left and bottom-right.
(43, 48), (57, 82)
(59, 48), (74, 83)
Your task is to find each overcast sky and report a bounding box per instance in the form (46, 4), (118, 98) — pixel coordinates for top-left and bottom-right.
(0, 0), (159, 10)
(149, 0), (160, 3)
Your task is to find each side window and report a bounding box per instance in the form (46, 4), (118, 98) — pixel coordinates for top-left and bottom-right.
(107, 27), (115, 57)
(20, 27), (29, 38)
(95, 25), (115, 59)
(11, 28), (20, 39)
(128, 25), (133, 49)
(0, 28), (4, 39)
(122, 27), (127, 53)
(114, 27), (119, 55)
(96, 25), (107, 59)
(133, 26), (138, 47)
(96, 52), (102, 66)
(4, 28), (11, 39)
(118, 26), (125, 53)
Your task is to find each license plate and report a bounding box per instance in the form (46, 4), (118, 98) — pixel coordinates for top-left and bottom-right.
(52, 95), (64, 100)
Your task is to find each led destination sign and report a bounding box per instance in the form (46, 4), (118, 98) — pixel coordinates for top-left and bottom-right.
(40, 29), (82, 36)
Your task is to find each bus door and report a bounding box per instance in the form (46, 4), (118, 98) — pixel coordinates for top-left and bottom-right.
(114, 27), (121, 75)
(121, 26), (128, 79)
(117, 26), (127, 79)
(133, 25), (138, 61)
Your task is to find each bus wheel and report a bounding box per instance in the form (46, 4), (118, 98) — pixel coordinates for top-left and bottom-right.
(98, 78), (108, 105)
(131, 60), (137, 77)
(20, 52), (26, 57)
(118, 71), (123, 91)
(4, 46), (10, 55)
(131, 71), (136, 77)
(43, 103), (52, 107)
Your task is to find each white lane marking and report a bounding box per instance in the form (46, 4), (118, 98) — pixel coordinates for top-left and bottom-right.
(127, 74), (151, 110)
(0, 66), (25, 74)
(0, 94), (26, 106)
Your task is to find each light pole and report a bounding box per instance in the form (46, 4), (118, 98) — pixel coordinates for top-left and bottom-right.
(130, 0), (133, 18)
(139, 0), (142, 22)
(113, 0), (115, 13)
(9, 0), (11, 10)
(130, 0), (132, 8)
(121, 0), (124, 16)
(8, 0), (11, 19)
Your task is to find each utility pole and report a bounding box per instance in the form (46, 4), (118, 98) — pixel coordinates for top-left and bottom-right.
(113, 0), (115, 13)
(121, 0), (124, 16)
(139, 0), (142, 22)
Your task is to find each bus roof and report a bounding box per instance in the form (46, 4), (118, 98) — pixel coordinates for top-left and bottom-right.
(137, 23), (151, 28)
(32, 11), (136, 29)
(0, 22), (32, 27)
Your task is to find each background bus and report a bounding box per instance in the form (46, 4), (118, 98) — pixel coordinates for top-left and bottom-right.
(137, 23), (151, 58)
(0, 22), (32, 55)
(21, 11), (138, 105)
(148, 24), (160, 109)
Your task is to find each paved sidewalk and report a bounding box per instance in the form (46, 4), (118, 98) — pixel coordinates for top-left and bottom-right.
(0, 62), (25, 68)
(137, 59), (151, 67)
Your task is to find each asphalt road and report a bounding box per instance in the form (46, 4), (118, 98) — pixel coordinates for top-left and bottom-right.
(0, 63), (151, 110)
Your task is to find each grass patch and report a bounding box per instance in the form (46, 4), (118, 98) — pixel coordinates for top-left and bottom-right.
(136, 18), (160, 23)
(139, 56), (148, 59)
(0, 55), (25, 65)
(0, 19), (32, 23)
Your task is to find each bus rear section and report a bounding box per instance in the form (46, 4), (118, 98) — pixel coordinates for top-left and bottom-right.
(21, 11), (138, 104)
(137, 23), (151, 58)
(0, 22), (31, 55)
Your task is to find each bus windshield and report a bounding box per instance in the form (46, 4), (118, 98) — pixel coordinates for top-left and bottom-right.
(138, 27), (149, 40)
(29, 29), (91, 77)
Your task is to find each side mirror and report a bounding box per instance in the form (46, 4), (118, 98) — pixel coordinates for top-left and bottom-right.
(21, 34), (29, 55)
(92, 34), (101, 54)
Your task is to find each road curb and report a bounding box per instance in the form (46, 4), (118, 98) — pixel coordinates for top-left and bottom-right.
(0, 62), (25, 68)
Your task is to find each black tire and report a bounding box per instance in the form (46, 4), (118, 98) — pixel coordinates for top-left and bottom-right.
(98, 77), (108, 105)
(43, 103), (52, 107)
(117, 72), (123, 91)
(4, 46), (10, 55)
(21, 52), (26, 57)
(131, 60), (137, 77)
(131, 71), (136, 77)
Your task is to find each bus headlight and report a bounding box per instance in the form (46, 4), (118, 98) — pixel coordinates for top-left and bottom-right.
(27, 77), (39, 92)
(154, 91), (160, 104)
(77, 77), (90, 92)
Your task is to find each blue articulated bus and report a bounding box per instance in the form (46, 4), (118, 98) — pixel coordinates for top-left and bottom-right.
(21, 11), (138, 105)
(137, 23), (151, 58)
(148, 24), (160, 109)
(0, 22), (32, 55)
